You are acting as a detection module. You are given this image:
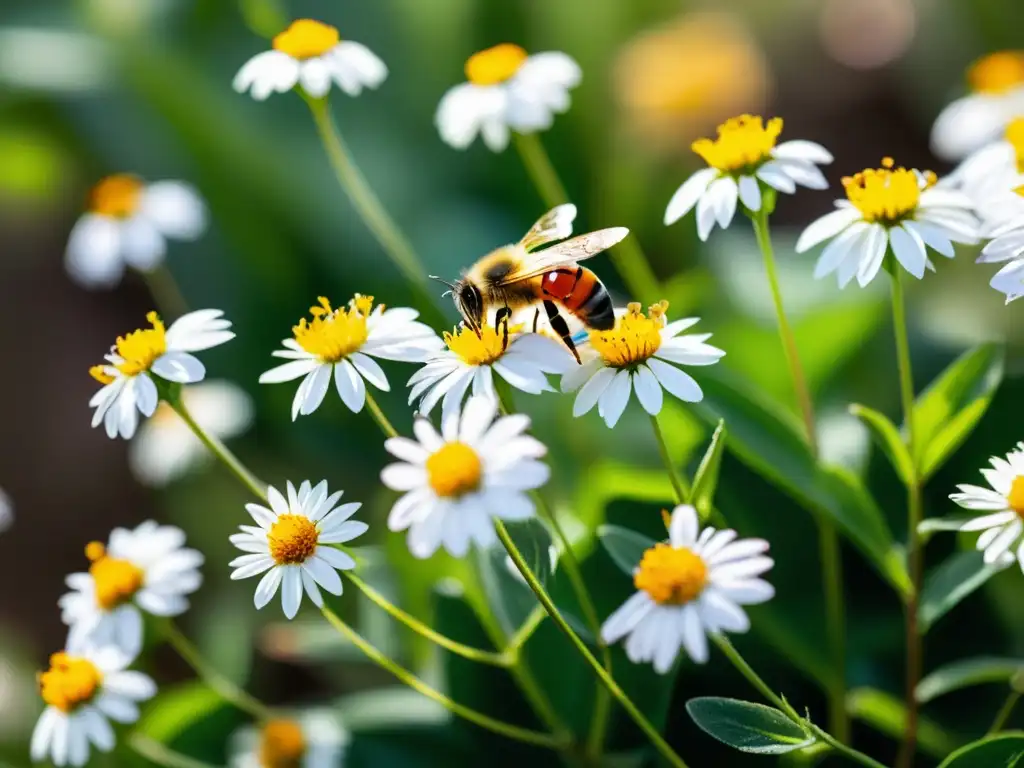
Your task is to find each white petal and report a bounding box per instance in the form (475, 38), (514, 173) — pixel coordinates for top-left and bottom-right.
(632, 365), (664, 415)
(349, 352), (390, 391)
(669, 504), (700, 548)
(280, 567), (303, 619)
(65, 214), (125, 288)
(812, 221), (869, 280)
(150, 352), (205, 384)
(259, 358), (320, 384)
(890, 224), (927, 279)
(598, 369), (632, 428)
(298, 57), (332, 98)
(708, 176), (738, 229)
(796, 207), (862, 253)
(303, 556), (344, 594)
(299, 362), (332, 415)
(664, 168), (717, 225)
(647, 358), (703, 402)
(772, 140), (833, 165)
(679, 604), (709, 663)
(755, 161), (797, 193)
(333, 359), (367, 413)
(903, 219), (954, 258)
(573, 366), (616, 417)
(139, 181), (206, 240)
(600, 591), (654, 644)
(737, 175), (761, 212)
(119, 216), (167, 271)
(855, 224), (890, 287)
(254, 567), (283, 609)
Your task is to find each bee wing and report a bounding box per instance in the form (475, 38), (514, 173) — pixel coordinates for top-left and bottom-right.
(495, 227), (630, 284)
(518, 204), (578, 252)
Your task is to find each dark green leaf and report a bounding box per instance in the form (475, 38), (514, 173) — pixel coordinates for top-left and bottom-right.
(917, 657), (1024, 704)
(475, 518), (555, 636)
(598, 525), (657, 576)
(938, 732), (1024, 767)
(850, 403), (914, 485)
(920, 551), (1004, 633)
(846, 687), (960, 758)
(692, 420), (727, 519)
(136, 681), (227, 743)
(685, 697), (814, 754)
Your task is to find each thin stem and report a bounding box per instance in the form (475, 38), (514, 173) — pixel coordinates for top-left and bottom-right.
(140, 264), (189, 320)
(504, 605), (546, 655)
(649, 414), (689, 504)
(989, 690), (1021, 734)
(365, 391), (399, 439)
(128, 734), (220, 768)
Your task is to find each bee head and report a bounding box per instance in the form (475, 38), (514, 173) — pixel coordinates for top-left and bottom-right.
(429, 275), (483, 332)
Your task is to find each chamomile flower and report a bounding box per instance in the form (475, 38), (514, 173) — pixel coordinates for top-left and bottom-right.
(31, 640), (155, 767)
(59, 522), (203, 657)
(601, 505), (774, 672)
(797, 158), (980, 288)
(65, 175), (205, 288)
(89, 310), (235, 440)
(436, 43), (581, 152)
(981, 211), (1024, 303)
(948, 117), (1024, 213)
(229, 481), (367, 619)
(663, 114), (832, 239)
(381, 395), (548, 559)
(233, 19), (387, 100)
(949, 444), (1024, 568)
(561, 302), (724, 429)
(230, 711), (348, 768)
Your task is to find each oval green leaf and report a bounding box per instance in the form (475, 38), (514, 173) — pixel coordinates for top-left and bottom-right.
(938, 732), (1024, 767)
(917, 657), (1024, 704)
(919, 551), (1004, 634)
(598, 524), (657, 576)
(692, 420), (727, 519)
(685, 697), (815, 754)
(849, 403), (914, 486)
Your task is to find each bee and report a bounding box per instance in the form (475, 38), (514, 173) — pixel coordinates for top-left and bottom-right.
(432, 204), (628, 363)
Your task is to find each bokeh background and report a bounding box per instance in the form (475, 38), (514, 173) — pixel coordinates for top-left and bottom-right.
(3, 0), (1024, 765)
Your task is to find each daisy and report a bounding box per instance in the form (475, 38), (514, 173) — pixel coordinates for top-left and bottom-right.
(233, 18), (387, 100)
(663, 114), (832, 240)
(65, 175), (206, 288)
(601, 504), (774, 673)
(436, 43), (581, 152)
(59, 522), (204, 657)
(796, 157), (981, 288)
(561, 301), (724, 429)
(259, 295), (441, 420)
(230, 711), (348, 768)
(229, 481), (368, 619)
(947, 117), (1024, 212)
(129, 380), (254, 487)
(949, 443), (1024, 568)
(31, 640), (156, 767)
(89, 309), (235, 440)
(381, 395), (548, 559)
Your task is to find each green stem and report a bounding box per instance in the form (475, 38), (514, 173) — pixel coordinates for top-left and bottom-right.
(989, 690), (1021, 734)
(141, 264), (189, 320)
(649, 414), (690, 504)
(128, 734), (220, 768)
(504, 605), (546, 656)
(365, 390), (399, 439)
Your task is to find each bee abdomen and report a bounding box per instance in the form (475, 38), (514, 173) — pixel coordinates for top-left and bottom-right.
(563, 268), (614, 330)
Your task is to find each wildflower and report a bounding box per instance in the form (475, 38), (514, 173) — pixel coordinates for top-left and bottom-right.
(436, 43), (581, 151)
(561, 302), (724, 428)
(974, 186), (1024, 302)
(229, 481), (367, 619)
(233, 19), (387, 100)
(381, 395), (548, 559)
(601, 505), (774, 672)
(89, 310), (235, 440)
(948, 117), (1024, 209)
(950, 444), (1024, 568)
(797, 158), (980, 287)
(230, 711), (348, 768)
(65, 175), (205, 288)
(663, 114), (832, 239)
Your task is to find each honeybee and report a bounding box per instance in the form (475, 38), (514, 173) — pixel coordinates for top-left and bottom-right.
(432, 204), (628, 363)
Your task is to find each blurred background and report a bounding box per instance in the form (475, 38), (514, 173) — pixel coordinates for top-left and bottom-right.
(3, 0), (1024, 765)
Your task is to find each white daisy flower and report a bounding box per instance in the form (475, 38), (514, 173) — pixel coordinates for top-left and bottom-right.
(560, 301), (724, 429)
(797, 157), (981, 288)
(229, 481), (368, 620)
(58, 522), (204, 658)
(436, 43), (581, 152)
(129, 380), (254, 487)
(233, 19), (387, 101)
(259, 295), (442, 420)
(381, 395), (548, 559)
(949, 443), (1024, 569)
(969, 177), (1024, 303)
(0, 486), (11, 534)
(31, 640), (156, 767)
(601, 504), (774, 673)
(663, 114), (833, 240)
(65, 175), (206, 289)
(230, 711), (348, 768)
(89, 309), (235, 440)
(946, 117), (1024, 217)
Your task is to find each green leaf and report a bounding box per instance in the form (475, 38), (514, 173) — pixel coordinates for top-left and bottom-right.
(598, 525), (657, 576)
(938, 732), (1024, 767)
(692, 420), (727, 519)
(919, 551), (1004, 633)
(846, 687), (960, 758)
(917, 657), (1024, 704)
(849, 403), (914, 485)
(136, 681), (226, 743)
(685, 697), (815, 754)
(913, 344), (1005, 480)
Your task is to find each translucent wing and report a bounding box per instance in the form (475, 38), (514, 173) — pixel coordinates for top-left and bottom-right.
(496, 227), (630, 285)
(518, 204), (578, 252)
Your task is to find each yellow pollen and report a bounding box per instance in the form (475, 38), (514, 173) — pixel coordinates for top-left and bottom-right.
(841, 157), (935, 224)
(272, 19), (340, 60)
(268, 515), (319, 565)
(292, 295), (373, 363)
(443, 322), (522, 366)
(588, 301), (667, 369)
(38, 652), (103, 713)
(258, 719), (307, 768)
(104, 311), (167, 377)
(86, 542), (144, 611)
(1008, 476), (1024, 516)
(89, 365), (114, 385)
(88, 174), (143, 218)
(968, 51), (1024, 95)
(1005, 118), (1024, 173)
(426, 442), (483, 498)
(691, 114), (783, 173)
(634, 543), (708, 605)
(465, 43), (528, 86)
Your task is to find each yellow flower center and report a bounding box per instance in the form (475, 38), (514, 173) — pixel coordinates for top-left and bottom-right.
(38, 652), (103, 713)
(98, 311), (168, 377)
(443, 322), (522, 366)
(588, 301), (666, 369)
(691, 114), (783, 173)
(842, 157), (936, 224)
(634, 543), (708, 605)
(426, 442), (483, 498)
(272, 19), (340, 60)
(1008, 476), (1024, 516)
(86, 542), (144, 611)
(258, 719), (307, 768)
(293, 295), (373, 363)
(88, 174), (143, 218)
(968, 51), (1024, 95)
(268, 514), (319, 565)
(465, 43), (528, 86)
(1005, 118), (1024, 173)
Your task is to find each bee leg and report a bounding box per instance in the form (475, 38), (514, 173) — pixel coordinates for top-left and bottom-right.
(495, 306), (511, 351)
(544, 299), (581, 364)
(532, 308), (540, 334)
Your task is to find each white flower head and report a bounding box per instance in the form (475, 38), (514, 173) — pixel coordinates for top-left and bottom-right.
(797, 157), (981, 288)
(381, 395), (549, 559)
(129, 380), (254, 487)
(31, 640), (156, 767)
(601, 505), (774, 673)
(260, 295), (442, 419)
(58, 522), (204, 658)
(233, 18), (387, 100)
(561, 301), (724, 429)
(950, 443), (1024, 569)
(971, 178), (1024, 303)
(436, 43), (581, 152)
(663, 114), (833, 240)
(230, 710), (348, 768)
(65, 175), (206, 289)
(89, 309), (235, 440)
(946, 117), (1024, 220)
(229, 481), (368, 620)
